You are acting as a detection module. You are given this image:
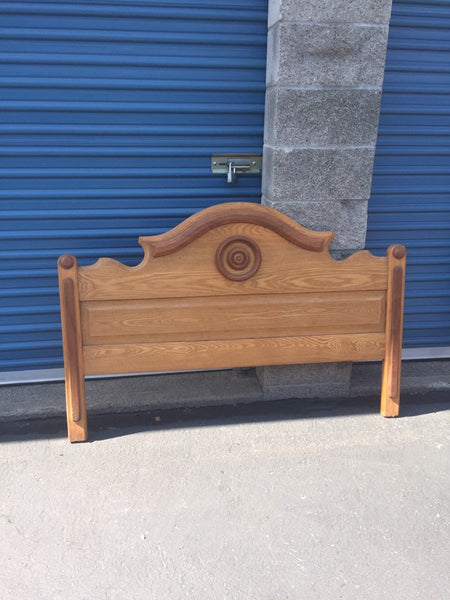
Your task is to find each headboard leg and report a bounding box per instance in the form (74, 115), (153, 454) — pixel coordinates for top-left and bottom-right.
(58, 255), (88, 442)
(380, 245), (406, 417)
(65, 375), (88, 443)
(381, 358), (400, 417)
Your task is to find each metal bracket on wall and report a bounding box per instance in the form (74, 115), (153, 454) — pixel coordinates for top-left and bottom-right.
(211, 154), (262, 184)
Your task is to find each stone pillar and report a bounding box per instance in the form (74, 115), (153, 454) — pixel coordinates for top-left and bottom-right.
(258, 0), (392, 400)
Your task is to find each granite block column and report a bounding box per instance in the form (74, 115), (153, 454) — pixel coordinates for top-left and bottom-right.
(258, 0), (393, 400)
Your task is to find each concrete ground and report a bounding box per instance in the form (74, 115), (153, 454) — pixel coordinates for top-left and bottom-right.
(1, 394), (449, 600)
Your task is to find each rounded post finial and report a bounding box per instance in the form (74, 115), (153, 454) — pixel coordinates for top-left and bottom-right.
(59, 254), (75, 270)
(392, 245), (406, 260)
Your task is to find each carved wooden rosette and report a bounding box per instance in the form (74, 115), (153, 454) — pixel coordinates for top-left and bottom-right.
(215, 235), (261, 281)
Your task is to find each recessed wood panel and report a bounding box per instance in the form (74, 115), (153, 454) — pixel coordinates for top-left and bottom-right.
(83, 333), (386, 375)
(81, 291), (386, 345)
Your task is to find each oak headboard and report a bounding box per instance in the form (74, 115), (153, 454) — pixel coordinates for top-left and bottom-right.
(58, 202), (406, 442)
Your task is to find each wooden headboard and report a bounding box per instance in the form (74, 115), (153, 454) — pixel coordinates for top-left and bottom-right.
(58, 202), (406, 442)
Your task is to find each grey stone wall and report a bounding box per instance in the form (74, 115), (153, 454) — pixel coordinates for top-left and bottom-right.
(260, 0), (392, 399)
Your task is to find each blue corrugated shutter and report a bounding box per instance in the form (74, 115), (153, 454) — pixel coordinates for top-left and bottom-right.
(366, 0), (450, 350)
(0, 1), (268, 373)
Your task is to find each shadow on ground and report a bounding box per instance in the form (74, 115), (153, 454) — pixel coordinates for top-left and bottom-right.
(0, 390), (448, 443)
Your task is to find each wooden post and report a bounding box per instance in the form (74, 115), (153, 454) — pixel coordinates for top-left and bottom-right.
(58, 254), (88, 442)
(381, 244), (406, 417)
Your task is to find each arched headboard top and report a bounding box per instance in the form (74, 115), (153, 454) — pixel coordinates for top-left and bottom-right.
(139, 202), (334, 257)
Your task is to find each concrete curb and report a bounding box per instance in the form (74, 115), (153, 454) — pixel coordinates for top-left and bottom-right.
(0, 360), (448, 423)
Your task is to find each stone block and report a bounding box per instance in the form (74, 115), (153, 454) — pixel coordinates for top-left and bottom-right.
(265, 88), (382, 147)
(267, 23), (389, 87)
(263, 146), (375, 202)
(257, 363), (352, 400)
(266, 20), (281, 87)
(268, 0), (393, 27)
(263, 198), (368, 251)
(264, 86), (277, 146)
(268, 0), (282, 27)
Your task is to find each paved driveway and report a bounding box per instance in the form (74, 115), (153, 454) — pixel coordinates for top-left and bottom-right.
(1, 396), (449, 599)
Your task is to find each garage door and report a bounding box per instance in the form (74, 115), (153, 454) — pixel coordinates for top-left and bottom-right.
(366, 0), (450, 354)
(0, 1), (268, 374)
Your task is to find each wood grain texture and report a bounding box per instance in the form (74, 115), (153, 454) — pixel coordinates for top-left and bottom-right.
(140, 202), (334, 257)
(389, 266), (404, 400)
(83, 333), (386, 375)
(58, 255), (88, 442)
(80, 291), (386, 345)
(62, 279), (82, 423)
(381, 245), (406, 417)
(78, 223), (388, 302)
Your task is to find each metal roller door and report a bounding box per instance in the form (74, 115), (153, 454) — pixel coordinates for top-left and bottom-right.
(0, 1), (268, 375)
(366, 0), (450, 354)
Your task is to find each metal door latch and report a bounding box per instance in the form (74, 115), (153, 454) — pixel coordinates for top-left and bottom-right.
(211, 154), (262, 184)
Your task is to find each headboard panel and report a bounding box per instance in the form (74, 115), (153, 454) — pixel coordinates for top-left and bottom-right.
(77, 218), (388, 301)
(58, 202), (405, 442)
(80, 290), (386, 346)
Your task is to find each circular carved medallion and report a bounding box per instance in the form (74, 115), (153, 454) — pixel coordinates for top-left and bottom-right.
(215, 236), (261, 281)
